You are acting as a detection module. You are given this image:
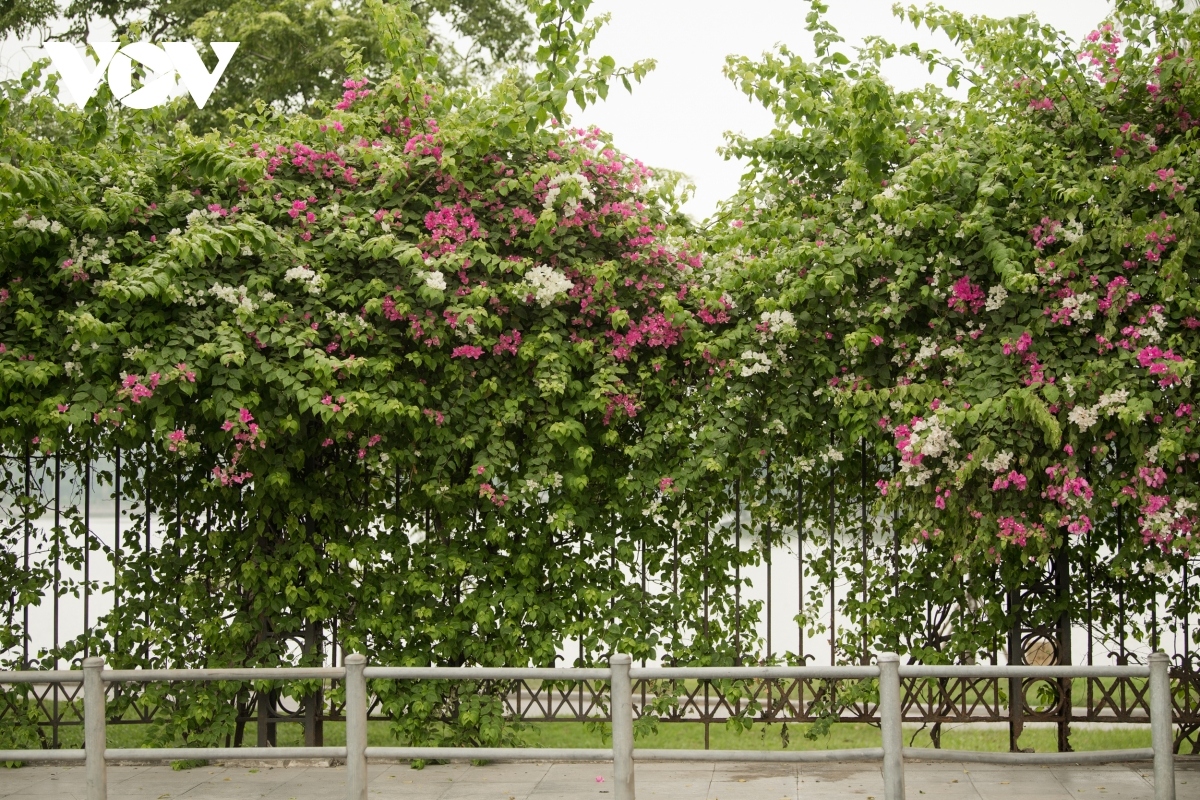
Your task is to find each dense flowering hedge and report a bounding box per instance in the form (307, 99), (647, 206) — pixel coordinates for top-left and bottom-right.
(697, 0), (1200, 662)
(5, 0), (1200, 753)
(0, 2), (740, 748)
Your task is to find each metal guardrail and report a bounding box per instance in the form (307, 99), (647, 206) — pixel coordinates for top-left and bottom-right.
(0, 652), (1177, 800)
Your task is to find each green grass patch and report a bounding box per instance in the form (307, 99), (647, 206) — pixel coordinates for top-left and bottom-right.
(522, 720), (1150, 753)
(40, 718), (1151, 755)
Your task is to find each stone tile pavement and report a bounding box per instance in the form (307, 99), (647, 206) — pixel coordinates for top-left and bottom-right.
(2, 758), (1197, 799)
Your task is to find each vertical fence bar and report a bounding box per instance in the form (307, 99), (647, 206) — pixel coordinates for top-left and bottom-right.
(83, 656), (107, 800)
(672, 525), (679, 657)
(610, 653), (635, 800)
(303, 620), (324, 747)
(256, 690), (273, 747)
(113, 446), (121, 655)
(828, 452), (836, 665)
(22, 442), (30, 668)
(859, 440), (868, 665)
(84, 449), (92, 656)
(1184, 561), (1191, 668)
(344, 654), (367, 800)
(1007, 585), (1024, 752)
(1055, 543), (1072, 752)
(703, 512), (710, 749)
(53, 453), (61, 747)
(144, 441), (152, 663)
(1118, 505), (1128, 665)
(734, 477), (742, 665)
(765, 458), (773, 663)
(1087, 528), (1094, 670)
(1152, 595), (1160, 652)
(1149, 651), (1175, 800)
(889, 455), (899, 609)
(878, 652), (904, 800)
(797, 471), (805, 664)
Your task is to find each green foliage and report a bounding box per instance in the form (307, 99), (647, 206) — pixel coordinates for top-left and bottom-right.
(0, 0), (738, 748)
(697, 0), (1200, 665)
(7, 0), (1200, 752)
(524, 0), (656, 130)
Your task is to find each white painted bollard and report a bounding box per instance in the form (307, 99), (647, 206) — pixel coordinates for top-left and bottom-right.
(610, 653), (636, 800)
(1149, 651), (1176, 800)
(345, 654), (368, 800)
(878, 652), (905, 800)
(83, 657), (107, 800)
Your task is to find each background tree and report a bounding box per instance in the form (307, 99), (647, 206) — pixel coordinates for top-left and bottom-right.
(3, 0), (533, 129)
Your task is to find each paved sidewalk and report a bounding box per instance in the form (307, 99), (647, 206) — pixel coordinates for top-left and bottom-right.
(2, 759), (1197, 799)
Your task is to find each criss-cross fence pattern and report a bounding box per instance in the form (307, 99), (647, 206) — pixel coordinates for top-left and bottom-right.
(0, 654), (1180, 800)
(1, 444), (1195, 752)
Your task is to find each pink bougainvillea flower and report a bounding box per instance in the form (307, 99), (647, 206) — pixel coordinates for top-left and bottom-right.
(947, 276), (986, 314)
(451, 345), (484, 359)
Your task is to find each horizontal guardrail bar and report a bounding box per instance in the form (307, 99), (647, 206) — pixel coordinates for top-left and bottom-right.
(0, 670), (84, 683)
(0, 652), (1176, 800)
(634, 747), (885, 763)
(902, 747), (1155, 764)
(0, 749), (86, 762)
(103, 668), (345, 682)
(899, 665), (1151, 679)
(363, 667), (612, 680)
(106, 747), (347, 761)
(0, 746), (1153, 766)
(0, 665), (1162, 684)
(365, 747), (612, 761)
(630, 666), (880, 680)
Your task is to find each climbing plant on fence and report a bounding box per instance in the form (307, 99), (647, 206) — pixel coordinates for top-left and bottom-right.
(6, 0), (1200, 753)
(698, 0), (1200, 670)
(0, 0), (751, 749)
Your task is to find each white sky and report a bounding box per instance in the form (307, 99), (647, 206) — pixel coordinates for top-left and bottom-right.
(576, 0), (1113, 220)
(3, 1), (1114, 221)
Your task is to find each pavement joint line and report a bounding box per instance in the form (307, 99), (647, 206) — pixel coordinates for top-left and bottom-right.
(1, 760), (1193, 799)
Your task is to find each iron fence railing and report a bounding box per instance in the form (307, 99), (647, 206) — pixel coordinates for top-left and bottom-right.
(6, 449), (1200, 754)
(0, 652), (1178, 800)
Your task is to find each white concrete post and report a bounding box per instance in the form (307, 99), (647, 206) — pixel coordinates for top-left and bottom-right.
(345, 654), (368, 800)
(1149, 651), (1176, 800)
(83, 656), (107, 800)
(610, 653), (636, 800)
(878, 652), (905, 800)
